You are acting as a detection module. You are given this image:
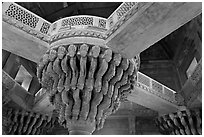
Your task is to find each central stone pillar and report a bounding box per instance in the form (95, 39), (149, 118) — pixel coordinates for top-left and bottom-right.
(37, 16), (140, 134)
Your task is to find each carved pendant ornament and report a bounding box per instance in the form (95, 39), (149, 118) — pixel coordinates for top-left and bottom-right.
(37, 43), (139, 134)
(155, 108), (202, 135)
(3, 108), (55, 135)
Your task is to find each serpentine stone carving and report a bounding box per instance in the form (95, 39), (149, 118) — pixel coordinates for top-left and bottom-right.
(2, 108), (55, 135)
(155, 108), (202, 135)
(37, 43), (139, 134)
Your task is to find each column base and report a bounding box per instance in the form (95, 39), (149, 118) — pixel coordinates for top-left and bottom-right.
(69, 130), (92, 135)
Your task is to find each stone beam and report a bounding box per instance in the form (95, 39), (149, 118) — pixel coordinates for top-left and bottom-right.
(106, 2), (202, 58)
(2, 21), (49, 63)
(2, 70), (35, 110)
(127, 72), (185, 115)
(32, 88), (55, 114)
(2, 2), (51, 63)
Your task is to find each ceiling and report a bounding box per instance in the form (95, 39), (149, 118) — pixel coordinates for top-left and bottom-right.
(16, 2), (122, 22)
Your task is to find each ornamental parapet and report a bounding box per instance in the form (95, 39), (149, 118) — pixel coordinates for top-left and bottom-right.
(2, 2), (51, 42)
(136, 72), (184, 106)
(106, 2), (147, 37)
(2, 2), (142, 43)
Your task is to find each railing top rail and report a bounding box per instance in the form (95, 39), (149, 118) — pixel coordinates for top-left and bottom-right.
(137, 71), (176, 93)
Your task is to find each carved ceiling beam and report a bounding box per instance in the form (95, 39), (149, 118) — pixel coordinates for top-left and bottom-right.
(2, 21), (49, 63)
(105, 2), (202, 58)
(2, 69), (35, 110)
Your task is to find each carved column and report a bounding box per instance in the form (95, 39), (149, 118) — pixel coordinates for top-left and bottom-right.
(155, 108), (202, 135)
(37, 16), (140, 134)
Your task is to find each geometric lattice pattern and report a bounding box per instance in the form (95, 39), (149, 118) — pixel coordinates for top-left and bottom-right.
(5, 4), (39, 28)
(163, 87), (174, 98)
(108, 16), (114, 28)
(138, 73), (150, 87)
(98, 19), (106, 29)
(152, 80), (163, 93)
(116, 2), (137, 20)
(61, 16), (94, 28)
(40, 22), (50, 34)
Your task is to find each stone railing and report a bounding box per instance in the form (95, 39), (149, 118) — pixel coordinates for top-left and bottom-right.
(2, 2), (146, 42)
(49, 15), (108, 42)
(107, 2), (137, 29)
(136, 72), (179, 105)
(2, 2), (51, 42)
(106, 2), (149, 37)
(49, 15), (108, 35)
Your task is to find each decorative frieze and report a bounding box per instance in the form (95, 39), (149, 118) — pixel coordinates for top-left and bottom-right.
(50, 29), (107, 43)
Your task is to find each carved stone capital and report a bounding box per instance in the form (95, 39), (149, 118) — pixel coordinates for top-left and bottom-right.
(37, 43), (139, 134)
(2, 107), (55, 135)
(155, 108), (202, 135)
